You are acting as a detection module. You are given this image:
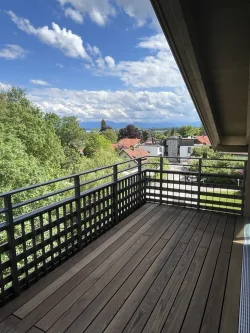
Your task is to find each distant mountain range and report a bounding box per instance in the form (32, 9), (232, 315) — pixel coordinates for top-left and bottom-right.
(80, 120), (201, 130)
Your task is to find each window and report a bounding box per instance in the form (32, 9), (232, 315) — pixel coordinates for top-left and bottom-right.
(188, 147), (192, 153)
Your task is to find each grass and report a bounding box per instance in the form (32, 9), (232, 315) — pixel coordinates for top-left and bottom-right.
(200, 189), (242, 211)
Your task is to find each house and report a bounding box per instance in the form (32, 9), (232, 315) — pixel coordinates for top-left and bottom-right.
(116, 138), (142, 150)
(119, 147), (149, 168)
(139, 144), (164, 156)
(159, 136), (211, 159)
(195, 135), (211, 145)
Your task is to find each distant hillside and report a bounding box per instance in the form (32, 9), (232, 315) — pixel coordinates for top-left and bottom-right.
(80, 120), (201, 131)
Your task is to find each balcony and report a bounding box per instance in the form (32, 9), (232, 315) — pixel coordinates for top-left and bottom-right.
(0, 157), (246, 333)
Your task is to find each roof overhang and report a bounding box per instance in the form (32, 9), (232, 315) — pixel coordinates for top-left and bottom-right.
(151, 0), (250, 152)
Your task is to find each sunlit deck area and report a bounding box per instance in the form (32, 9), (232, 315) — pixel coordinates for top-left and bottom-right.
(0, 203), (243, 333)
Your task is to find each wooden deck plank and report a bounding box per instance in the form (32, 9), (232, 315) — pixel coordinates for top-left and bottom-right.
(220, 215), (236, 253)
(132, 206), (173, 235)
(142, 247), (207, 333)
(120, 210), (209, 333)
(46, 233), (157, 333)
(143, 205), (178, 236)
(27, 327), (44, 333)
(23, 230), (134, 330)
(72, 238), (168, 333)
(0, 205), (243, 333)
(38, 209), (186, 332)
(114, 203), (153, 229)
(200, 251), (230, 333)
(219, 215), (244, 333)
(0, 315), (20, 333)
(199, 213), (219, 248)
(161, 247), (207, 333)
(0, 226), (119, 323)
(128, 205), (170, 233)
(14, 204), (156, 320)
(15, 234), (149, 333)
(104, 243), (187, 333)
(141, 211), (211, 333)
(85, 210), (200, 333)
(46, 208), (186, 333)
(39, 236), (164, 332)
(179, 225), (196, 244)
(180, 214), (227, 333)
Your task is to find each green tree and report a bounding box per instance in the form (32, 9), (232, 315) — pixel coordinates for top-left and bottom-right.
(142, 130), (150, 141)
(118, 124), (141, 140)
(45, 113), (86, 149)
(178, 125), (201, 137)
(0, 88), (65, 169)
(170, 127), (175, 136)
(191, 145), (215, 159)
(101, 129), (118, 143)
(100, 119), (111, 132)
(84, 132), (113, 157)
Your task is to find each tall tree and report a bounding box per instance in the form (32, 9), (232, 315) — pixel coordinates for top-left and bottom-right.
(142, 130), (150, 141)
(100, 119), (111, 132)
(170, 127), (175, 136)
(118, 124), (141, 140)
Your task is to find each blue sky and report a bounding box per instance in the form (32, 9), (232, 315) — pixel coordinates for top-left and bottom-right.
(0, 0), (200, 128)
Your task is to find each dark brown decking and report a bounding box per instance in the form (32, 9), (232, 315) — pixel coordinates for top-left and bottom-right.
(0, 203), (244, 333)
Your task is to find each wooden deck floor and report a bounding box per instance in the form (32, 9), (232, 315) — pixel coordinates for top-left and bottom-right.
(0, 203), (244, 333)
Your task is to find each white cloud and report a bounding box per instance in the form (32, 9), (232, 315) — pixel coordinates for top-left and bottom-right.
(30, 80), (50, 86)
(137, 34), (169, 51)
(85, 34), (182, 89)
(24, 85), (197, 125)
(8, 11), (90, 60)
(56, 63), (64, 68)
(0, 82), (11, 91)
(105, 56), (115, 68)
(0, 44), (27, 59)
(64, 7), (83, 24)
(57, 0), (156, 28)
(57, 0), (115, 26)
(89, 8), (106, 26)
(90, 50), (183, 88)
(87, 44), (101, 57)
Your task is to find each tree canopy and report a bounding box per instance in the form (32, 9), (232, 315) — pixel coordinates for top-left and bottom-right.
(101, 129), (118, 143)
(0, 87), (122, 194)
(178, 125), (202, 137)
(118, 124), (141, 140)
(44, 113), (86, 149)
(100, 119), (111, 132)
(84, 132), (113, 157)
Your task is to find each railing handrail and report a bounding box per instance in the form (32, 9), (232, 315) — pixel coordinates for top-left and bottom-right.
(0, 158), (143, 198)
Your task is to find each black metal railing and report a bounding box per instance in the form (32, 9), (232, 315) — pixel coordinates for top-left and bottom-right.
(0, 156), (247, 305)
(145, 156), (246, 215)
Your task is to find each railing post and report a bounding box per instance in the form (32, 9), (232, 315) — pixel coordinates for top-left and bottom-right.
(137, 158), (142, 206)
(74, 175), (82, 250)
(242, 160), (247, 215)
(159, 157), (163, 205)
(197, 158), (202, 209)
(4, 194), (20, 296)
(113, 164), (119, 224)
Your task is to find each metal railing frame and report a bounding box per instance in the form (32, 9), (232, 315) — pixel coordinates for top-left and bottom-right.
(0, 156), (247, 305)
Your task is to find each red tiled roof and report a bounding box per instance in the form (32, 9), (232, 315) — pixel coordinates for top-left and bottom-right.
(117, 138), (141, 149)
(195, 135), (211, 145)
(122, 148), (149, 159)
